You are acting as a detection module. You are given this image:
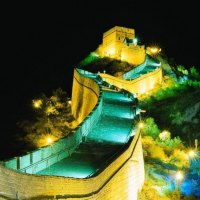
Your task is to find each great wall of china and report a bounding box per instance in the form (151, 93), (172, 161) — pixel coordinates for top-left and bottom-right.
(0, 26), (162, 200)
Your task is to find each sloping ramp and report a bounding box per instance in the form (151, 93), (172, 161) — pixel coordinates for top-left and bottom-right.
(37, 87), (135, 178)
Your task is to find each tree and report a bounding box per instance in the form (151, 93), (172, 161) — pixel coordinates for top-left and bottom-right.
(18, 88), (74, 148)
(189, 66), (200, 79)
(142, 117), (161, 139)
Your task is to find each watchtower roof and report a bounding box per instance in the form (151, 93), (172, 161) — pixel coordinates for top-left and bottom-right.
(103, 26), (135, 38)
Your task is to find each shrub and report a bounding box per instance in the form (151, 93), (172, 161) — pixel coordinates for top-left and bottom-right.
(18, 88), (73, 149)
(142, 117), (160, 139)
(170, 149), (189, 168)
(138, 181), (168, 200)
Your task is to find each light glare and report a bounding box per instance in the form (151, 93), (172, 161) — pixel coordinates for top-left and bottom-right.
(139, 122), (144, 129)
(47, 137), (53, 144)
(33, 99), (42, 109)
(176, 171), (183, 180)
(188, 150), (195, 158)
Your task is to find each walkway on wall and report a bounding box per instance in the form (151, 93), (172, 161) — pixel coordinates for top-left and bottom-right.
(123, 55), (161, 80)
(37, 83), (135, 178)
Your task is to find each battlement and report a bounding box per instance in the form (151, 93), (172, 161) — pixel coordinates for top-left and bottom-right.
(99, 26), (145, 65)
(103, 26), (135, 39)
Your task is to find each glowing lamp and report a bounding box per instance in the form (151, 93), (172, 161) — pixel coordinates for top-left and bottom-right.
(151, 47), (158, 53)
(133, 38), (137, 46)
(34, 102), (39, 108)
(139, 122), (144, 129)
(176, 171), (183, 181)
(188, 150), (195, 158)
(149, 47), (161, 55)
(47, 137), (53, 144)
(33, 99), (42, 109)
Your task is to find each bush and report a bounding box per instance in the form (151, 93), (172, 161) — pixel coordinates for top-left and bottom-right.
(142, 117), (160, 139)
(138, 181), (168, 200)
(18, 88), (73, 149)
(170, 149), (189, 168)
(142, 136), (168, 162)
(78, 55), (135, 76)
(158, 136), (185, 157)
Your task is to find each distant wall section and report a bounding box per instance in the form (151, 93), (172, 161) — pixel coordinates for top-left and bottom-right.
(101, 67), (162, 96)
(98, 26), (145, 66)
(121, 45), (145, 66)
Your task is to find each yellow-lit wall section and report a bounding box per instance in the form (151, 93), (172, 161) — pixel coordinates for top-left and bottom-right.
(71, 69), (100, 125)
(121, 45), (145, 65)
(100, 67), (162, 96)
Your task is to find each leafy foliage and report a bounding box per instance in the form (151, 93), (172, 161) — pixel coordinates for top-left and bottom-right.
(173, 65), (200, 87)
(142, 117), (160, 139)
(78, 52), (135, 76)
(169, 149), (189, 168)
(18, 88), (74, 149)
(140, 59), (200, 198)
(138, 180), (168, 200)
(159, 130), (171, 141)
(140, 74), (200, 143)
(79, 52), (100, 67)
(190, 66), (200, 79)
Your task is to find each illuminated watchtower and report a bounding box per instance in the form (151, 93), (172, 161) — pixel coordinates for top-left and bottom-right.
(102, 26), (135, 57)
(99, 26), (145, 65)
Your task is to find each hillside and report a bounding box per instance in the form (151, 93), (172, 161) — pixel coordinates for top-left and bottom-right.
(78, 52), (200, 146)
(140, 85), (200, 145)
(79, 54), (200, 198)
(78, 52), (136, 77)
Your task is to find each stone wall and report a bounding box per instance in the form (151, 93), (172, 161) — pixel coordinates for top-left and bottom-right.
(123, 57), (147, 79)
(3, 128), (82, 174)
(121, 45), (145, 65)
(71, 69), (100, 124)
(0, 128), (144, 200)
(3, 69), (103, 174)
(0, 69), (144, 200)
(101, 67), (162, 96)
(103, 26), (135, 39)
(98, 26), (145, 66)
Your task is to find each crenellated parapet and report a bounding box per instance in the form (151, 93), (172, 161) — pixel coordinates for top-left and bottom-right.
(98, 26), (145, 65)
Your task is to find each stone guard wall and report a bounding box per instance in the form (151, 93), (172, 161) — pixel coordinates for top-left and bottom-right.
(0, 69), (144, 200)
(3, 132), (82, 174)
(0, 128), (144, 200)
(71, 69), (100, 124)
(3, 69), (103, 174)
(101, 67), (162, 95)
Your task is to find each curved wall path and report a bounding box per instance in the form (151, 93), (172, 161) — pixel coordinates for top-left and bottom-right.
(0, 65), (150, 199)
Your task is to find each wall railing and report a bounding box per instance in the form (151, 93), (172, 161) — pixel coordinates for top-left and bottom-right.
(2, 69), (104, 175)
(123, 56), (147, 80)
(0, 67), (144, 200)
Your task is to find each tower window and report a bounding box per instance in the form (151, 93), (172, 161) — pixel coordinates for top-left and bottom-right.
(118, 37), (120, 40)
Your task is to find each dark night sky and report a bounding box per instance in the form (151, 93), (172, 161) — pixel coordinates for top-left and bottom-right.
(1, 1), (200, 158)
